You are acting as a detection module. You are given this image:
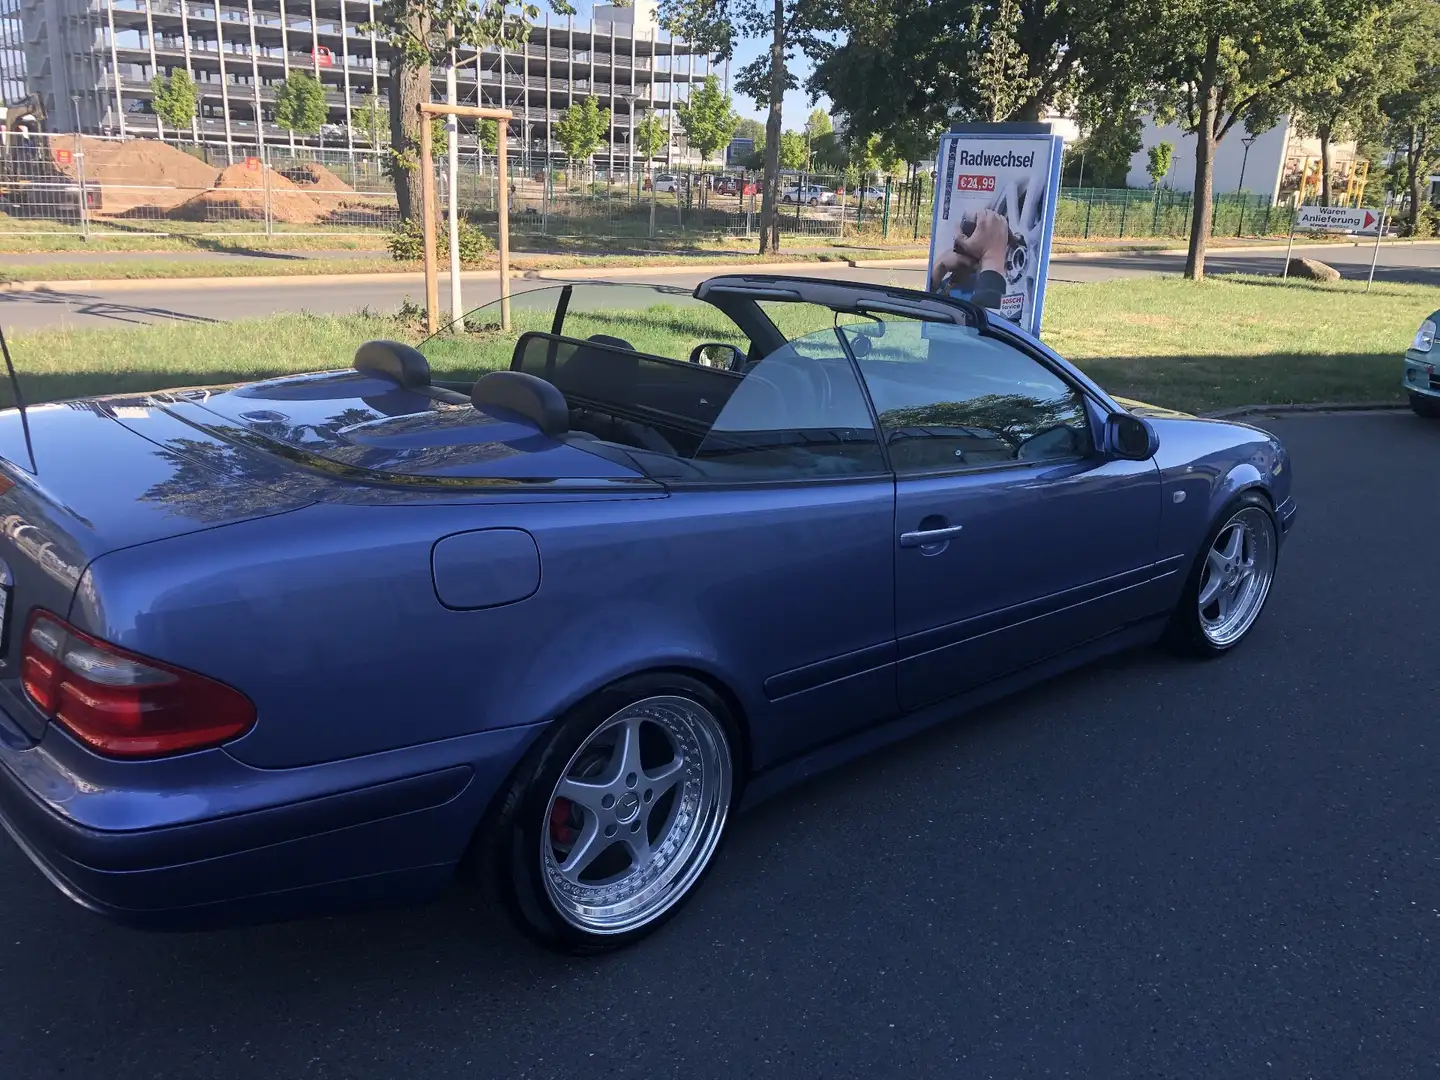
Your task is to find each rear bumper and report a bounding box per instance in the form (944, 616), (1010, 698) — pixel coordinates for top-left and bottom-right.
(0, 717), (542, 930)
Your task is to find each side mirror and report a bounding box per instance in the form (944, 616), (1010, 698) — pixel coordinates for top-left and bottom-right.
(1106, 412), (1160, 461)
(689, 342), (746, 370)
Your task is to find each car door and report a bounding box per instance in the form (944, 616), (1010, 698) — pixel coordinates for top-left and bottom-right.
(848, 319), (1163, 711)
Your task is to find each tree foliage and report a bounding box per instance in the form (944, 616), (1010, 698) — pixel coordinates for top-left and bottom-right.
(556, 98), (612, 167)
(274, 71), (328, 136)
(1379, 0), (1440, 233)
(677, 75), (741, 162)
(149, 70), (198, 133)
(353, 91), (390, 148)
(365, 0), (573, 219)
(779, 130), (808, 169)
(634, 112), (670, 160)
(1088, 0), (1364, 278)
(1146, 141), (1174, 187)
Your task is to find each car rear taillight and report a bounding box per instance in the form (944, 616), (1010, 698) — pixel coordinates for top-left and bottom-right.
(20, 610), (255, 758)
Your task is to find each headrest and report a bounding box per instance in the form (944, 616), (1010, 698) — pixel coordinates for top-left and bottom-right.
(353, 340), (431, 390)
(471, 370), (569, 438)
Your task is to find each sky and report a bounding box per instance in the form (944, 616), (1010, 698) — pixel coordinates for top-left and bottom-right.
(570, 1), (832, 130)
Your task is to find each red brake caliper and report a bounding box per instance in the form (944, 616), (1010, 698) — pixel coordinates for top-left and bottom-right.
(549, 798), (578, 846)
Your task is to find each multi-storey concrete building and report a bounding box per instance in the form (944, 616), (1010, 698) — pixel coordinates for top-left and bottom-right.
(1, 0), (717, 166)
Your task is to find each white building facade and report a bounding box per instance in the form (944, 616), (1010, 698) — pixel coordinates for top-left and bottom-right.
(1127, 114), (1360, 203)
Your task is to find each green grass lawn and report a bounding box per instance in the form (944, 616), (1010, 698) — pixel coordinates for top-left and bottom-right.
(3, 275), (1433, 413)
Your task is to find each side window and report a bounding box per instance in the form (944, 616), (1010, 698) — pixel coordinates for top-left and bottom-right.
(689, 328), (886, 480)
(849, 321), (1092, 475)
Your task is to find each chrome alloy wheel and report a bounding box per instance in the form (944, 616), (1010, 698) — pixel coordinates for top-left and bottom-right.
(541, 695), (732, 935)
(1198, 505), (1277, 647)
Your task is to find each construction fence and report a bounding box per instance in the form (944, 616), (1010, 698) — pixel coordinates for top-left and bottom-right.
(1, 133), (1296, 246)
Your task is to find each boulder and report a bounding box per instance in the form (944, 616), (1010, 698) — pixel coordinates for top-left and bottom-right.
(1287, 257), (1341, 282)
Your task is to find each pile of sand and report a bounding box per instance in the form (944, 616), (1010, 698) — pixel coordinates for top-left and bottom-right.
(170, 161), (326, 224)
(280, 162), (353, 192)
(51, 137), (220, 213)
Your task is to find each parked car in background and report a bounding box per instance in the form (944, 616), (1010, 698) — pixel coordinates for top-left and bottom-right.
(1406, 310), (1438, 417)
(650, 173), (684, 193)
(781, 184), (837, 206)
(846, 185), (887, 201)
(713, 176), (758, 197)
(0, 277), (1295, 954)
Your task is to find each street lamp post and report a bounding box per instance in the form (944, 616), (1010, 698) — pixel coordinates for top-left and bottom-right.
(1236, 132), (1259, 194)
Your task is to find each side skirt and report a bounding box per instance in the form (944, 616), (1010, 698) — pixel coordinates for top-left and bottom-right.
(739, 615), (1168, 812)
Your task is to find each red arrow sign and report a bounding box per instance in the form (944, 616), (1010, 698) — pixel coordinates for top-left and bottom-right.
(1363, 211), (1376, 229)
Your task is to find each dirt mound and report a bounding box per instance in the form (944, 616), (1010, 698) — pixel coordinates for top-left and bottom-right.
(170, 162), (326, 224)
(280, 162), (353, 192)
(51, 137), (219, 213)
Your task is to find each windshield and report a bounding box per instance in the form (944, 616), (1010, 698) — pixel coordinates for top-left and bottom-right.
(418, 283), (750, 381)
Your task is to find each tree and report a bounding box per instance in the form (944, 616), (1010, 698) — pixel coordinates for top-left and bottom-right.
(556, 98), (611, 177)
(477, 117), (500, 155)
(634, 112), (669, 160)
(734, 117), (767, 143)
(274, 71), (328, 137)
(677, 74), (740, 163)
(1294, 1), (1417, 205)
(353, 91), (390, 149)
(1066, 95), (1144, 187)
(149, 69), (197, 140)
(1092, 0), (1363, 280)
(969, 0), (1043, 122)
(661, 0), (813, 253)
(1380, 1), (1440, 233)
(779, 130), (808, 169)
(808, 0), (1109, 145)
(366, 0), (573, 221)
(1146, 141), (1174, 187)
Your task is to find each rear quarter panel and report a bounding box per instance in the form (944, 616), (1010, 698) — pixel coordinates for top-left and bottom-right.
(74, 481), (897, 773)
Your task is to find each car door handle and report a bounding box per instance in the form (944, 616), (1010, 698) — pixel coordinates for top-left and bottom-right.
(899, 524), (965, 548)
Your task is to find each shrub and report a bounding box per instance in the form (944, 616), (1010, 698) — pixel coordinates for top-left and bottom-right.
(386, 218), (495, 263)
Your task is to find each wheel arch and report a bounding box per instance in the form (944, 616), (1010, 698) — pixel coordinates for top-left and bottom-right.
(456, 662), (754, 883)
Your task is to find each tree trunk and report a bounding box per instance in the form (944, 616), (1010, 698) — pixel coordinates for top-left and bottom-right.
(1319, 122), (1332, 207)
(759, 0), (784, 254)
(387, 32), (431, 222)
(1406, 125), (1423, 235)
(1184, 34), (1220, 282)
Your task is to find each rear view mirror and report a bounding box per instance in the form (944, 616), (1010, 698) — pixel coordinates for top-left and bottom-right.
(1106, 412), (1160, 460)
(689, 342), (746, 370)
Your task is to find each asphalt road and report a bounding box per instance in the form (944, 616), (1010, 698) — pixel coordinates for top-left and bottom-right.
(2, 410), (1436, 1079)
(3, 243), (1436, 333)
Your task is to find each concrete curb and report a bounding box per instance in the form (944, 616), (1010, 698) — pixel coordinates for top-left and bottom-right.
(3, 235), (1435, 293)
(0, 269), (530, 293)
(1202, 400), (1407, 419)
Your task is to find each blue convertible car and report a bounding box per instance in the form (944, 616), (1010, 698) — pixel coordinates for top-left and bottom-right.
(0, 276), (1295, 951)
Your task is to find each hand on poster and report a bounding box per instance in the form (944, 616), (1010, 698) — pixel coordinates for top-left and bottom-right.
(929, 208), (1010, 311)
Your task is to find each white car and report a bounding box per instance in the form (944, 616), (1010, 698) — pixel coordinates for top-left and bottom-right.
(850, 185), (886, 201)
(652, 173), (684, 193)
(781, 184), (837, 206)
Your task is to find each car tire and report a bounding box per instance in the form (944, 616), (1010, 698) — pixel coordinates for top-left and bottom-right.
(1409, 392), (1440, 418)
(1162, 491), (1280, 658)
(488, 673), (738, 953)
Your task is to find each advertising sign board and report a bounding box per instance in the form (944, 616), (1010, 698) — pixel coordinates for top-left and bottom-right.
(927, 122), (1065, 337)
(1296, 204), (1381, 233)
